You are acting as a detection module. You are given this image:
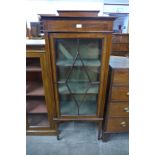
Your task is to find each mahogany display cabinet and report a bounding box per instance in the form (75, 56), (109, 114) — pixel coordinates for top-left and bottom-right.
(27, 11), (116, 139)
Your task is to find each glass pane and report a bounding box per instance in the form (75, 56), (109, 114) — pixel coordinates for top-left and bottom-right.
(60, 95), (78, 115)
(58, 83), (99, 94)
(56, 39), (78, 61)
(57, 66), (100, 82)
(79, 95), (97, 115)
(55, 38), (102, 116)
(79, 39), (101, 59)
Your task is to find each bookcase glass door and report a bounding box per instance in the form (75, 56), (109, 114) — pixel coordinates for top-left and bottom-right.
(55, 38), (103, 116)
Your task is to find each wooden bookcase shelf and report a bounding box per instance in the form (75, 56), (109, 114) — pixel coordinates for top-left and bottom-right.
(27, 98), (47, 114)
(26, 82), (44, 96)
(26, 57), (42, 72)
(27, 114), (49, 127)
(26, 66), (41, 72)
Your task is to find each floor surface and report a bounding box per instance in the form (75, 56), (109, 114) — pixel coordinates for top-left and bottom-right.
(27, 122), (129, 155)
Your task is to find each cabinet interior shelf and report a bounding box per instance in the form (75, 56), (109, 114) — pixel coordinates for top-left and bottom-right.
(57, 81), (100, 84)
(56, 60), (101, 67)
(26, 66), (41, 72)
(27, 114), (49, 127)
(27, 99), (47, 114)
(26, 82), (44, 96)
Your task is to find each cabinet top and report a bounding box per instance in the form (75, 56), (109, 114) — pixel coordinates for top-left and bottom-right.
(110, 56), (129, 69)
(26, 39), (45, 46)
(39, 14), (116, 21)
(39, 14), (116, 33)
(112, 33), (129, 36)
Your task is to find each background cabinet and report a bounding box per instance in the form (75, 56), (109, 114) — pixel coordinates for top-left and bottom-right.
(26, 40), (57, 135)
(111, 33), (129, 57)
(102, 56), (129, 141)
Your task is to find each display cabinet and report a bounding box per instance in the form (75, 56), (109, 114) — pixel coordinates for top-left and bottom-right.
(26, 40), (57, 135)
(39, 11), (115, 139)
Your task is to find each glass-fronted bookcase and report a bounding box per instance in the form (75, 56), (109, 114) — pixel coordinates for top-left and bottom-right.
(38, 14), (115, 139)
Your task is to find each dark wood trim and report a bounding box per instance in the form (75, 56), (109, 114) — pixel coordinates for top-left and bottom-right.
(99, 34), (112, 118)
(49, 33), (61, 118)
(53, 118), (103, 121)
(57, 10), (100, 17)
(112, 33), (129, 35)
(26, 52), (44, 57)
(44, 32), (57, 130)
(43, 30), (114, 33)
(26, 129), (58, 136)
(39, 15), (116, 21)
(50, 33), (108, 38)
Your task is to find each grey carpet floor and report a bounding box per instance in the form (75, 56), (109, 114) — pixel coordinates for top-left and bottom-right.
(27, 122), (129, 155)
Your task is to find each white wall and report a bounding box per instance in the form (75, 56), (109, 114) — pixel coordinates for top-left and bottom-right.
(112, 14), (129, 33)
(26, 0), (104, 27)
(104, 0), (129, 4)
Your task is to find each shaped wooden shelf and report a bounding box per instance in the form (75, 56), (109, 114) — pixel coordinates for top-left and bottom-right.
(26, 82), (44, 96)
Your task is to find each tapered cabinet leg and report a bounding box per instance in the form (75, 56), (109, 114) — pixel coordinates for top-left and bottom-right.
(102, 133), (110, 142)
(56, 122), (61, 140)
(57, 135), (60, 140)
(98, 121), (102, 140)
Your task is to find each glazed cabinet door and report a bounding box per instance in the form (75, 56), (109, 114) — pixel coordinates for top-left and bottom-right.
(49, 33), (110, 118)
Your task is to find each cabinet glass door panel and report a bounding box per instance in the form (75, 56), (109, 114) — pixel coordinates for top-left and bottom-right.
(60, 94), (98, 115)
(60, 94), (77, 115)
(57, 66), (100, 82)
(55, 38), (103, 116)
